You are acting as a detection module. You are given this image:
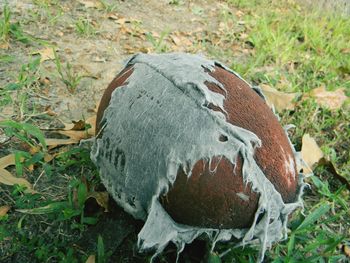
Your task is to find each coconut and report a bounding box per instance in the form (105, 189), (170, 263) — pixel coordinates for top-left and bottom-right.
(91, 53), (305, 262)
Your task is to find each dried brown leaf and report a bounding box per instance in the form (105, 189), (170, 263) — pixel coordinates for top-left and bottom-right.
(169, 32), (193, 50)
(301, 134), (324, 174)
(44, 153), (55, 163)
(0, 205), (10, 216)
(32, 48), (55, 62)
(87, 192), (109, 212)
(170, 34), (181, 46)
(57, 130), (89, 141)
(45, 138), (79, 148)
(39, 77), (51, 86)
(343, 245), (350, 257)
(260, 84), (297, 111)
(235, 10), (245, 17)
(0, 42), (9, 49)
(116, 18), (127, 25)
(85, 255), (95, 263)
(0, 154), (15, 169)
(63, 120), (86, 131)
(340, 48), (350, 54)
(309, 87), (348, 110)
(78, 0), (101, 8)
(44, 116), (96, 148)
(0, 154), (33, 192)
(107, 13), (119, 20)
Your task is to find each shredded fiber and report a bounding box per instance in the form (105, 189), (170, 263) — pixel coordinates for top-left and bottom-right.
(90, 53), (305, 262)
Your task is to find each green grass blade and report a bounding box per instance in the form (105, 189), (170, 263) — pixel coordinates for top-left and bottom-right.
(296, 203), (330, 231)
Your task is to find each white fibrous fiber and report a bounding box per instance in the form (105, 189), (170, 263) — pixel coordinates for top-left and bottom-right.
(90, 53), (305, 262)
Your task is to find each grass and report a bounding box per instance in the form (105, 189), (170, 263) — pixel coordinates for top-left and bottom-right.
(32, 2), (63, 26)
(0, 0), (349, 262)
(146, 30), (170, 53)
(98, 0), (118, 13)
(0, 4), (33, 45)
(210, 1), (350, 261)
(0, 57), (41, 120)
(53, 49), (83, 94)
(75, 17), (97, 37)
(0, 5), (11, 43)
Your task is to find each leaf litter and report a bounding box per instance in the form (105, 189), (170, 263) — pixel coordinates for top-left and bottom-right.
(0, 154), (34, 192)
(0, 0), (349, 261)
(305, 86), (348, 110)
(0, 205), (11, 217)
(259, 83), (297, 111)
(301, 134), (324, 174)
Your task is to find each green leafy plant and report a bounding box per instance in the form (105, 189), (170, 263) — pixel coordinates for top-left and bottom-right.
(0, 120), (47, 150)
(53, 49), (83, 93)
(75, 17), (96, 37)
(97, 235), (106, 263)
(0, 54), (14, 63)
(0, 4), (11, 43)
(0, 4), (34, 45)
(146, 30), (170, 53)
(99, 0), (118, 12)
(0, 58), (41, 120)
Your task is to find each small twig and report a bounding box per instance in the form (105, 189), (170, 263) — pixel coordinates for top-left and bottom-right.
(33, 170), (45, 189)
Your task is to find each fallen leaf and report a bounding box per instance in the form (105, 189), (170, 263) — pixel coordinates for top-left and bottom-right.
(169, 32), (193, 51)
(240, 33), (249, 39)
(343, 245), (350, 257)
(87, 192), (109, 212)
(340, 48), (350, 54)
(0, 42), (9, 49)
(116, 17), (127, 25)
(0, 154), (34, 192)
(0, 154), (15, 168)
(44, 116), (96, 148)
(86, 255), (95, 263)
(124, 45), (151, 54)
(260, 84), (297, 111)
(45, 106), (57, 116)
(57, 31), (64, 37)
(45, 138), (79, 148)
(0, 168), (24, 186)
(16, 201), (67, 214)
(91, 56), (106, 63)
(44, 153), (55, 163)
(107, 13), (119, 20)
(63, 120), (86, 131)
(32, 47), (56, 62)
(170, 34), (181, 46)
(29, 146), (41, 155)
(0, 205), (10, 216)
(39, 77), (51, 86)
(308, 87), (348, 110)
(57, 130), (89, 141)
(301, 134), (324, 174)
(78, 0), (101, 8)
(235, 10), (245, 17)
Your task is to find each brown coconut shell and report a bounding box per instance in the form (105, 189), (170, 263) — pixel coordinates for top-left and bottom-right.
(96, 65), (298, 230)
